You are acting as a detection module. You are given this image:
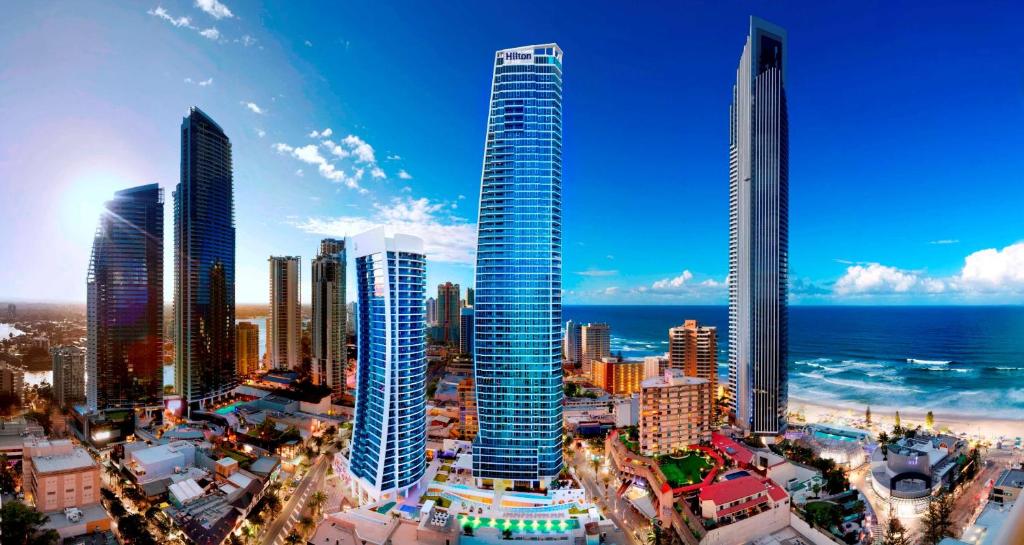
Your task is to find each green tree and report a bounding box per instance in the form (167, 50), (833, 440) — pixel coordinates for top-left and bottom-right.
(284, 531), (303, 545)
(921, 493), (954, 545)
(298, 515), (315, 534)
(881, 517), (911, 545)
(0, 501), (60, 545)
(646, 519), (666, 545)
(309, 490), (328, 515)
(925, 410), (935, 430)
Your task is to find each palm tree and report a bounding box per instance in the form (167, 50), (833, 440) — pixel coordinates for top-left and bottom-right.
(284, 531), (303, 545)
(309, 490), (328, 515)
(298, 515), (315, 534)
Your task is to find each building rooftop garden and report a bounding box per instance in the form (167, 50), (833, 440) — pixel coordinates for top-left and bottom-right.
(658, 451), (715, 489)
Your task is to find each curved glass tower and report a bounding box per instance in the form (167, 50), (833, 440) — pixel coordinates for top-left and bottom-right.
(349, 228), (427, 501)
(174, 107), (236, 411)
(728, 17), (789, 438)
(473, 44), (564, 488)
(86, 184), (164, 411)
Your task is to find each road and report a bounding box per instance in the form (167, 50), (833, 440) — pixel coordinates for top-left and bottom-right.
(570, 447), (649, 545)
(260, 455), (329, 545)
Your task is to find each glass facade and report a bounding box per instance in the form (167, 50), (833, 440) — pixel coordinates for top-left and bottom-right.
(312, 238), (347, 399)
(86, 183), (164, 411)
(349, 229), (426, 499)
(728, 18), (789, 437)
(472, 44), (564, 487)
(174, 107), (237, 409)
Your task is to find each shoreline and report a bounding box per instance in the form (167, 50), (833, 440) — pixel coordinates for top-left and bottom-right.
(791, 396), (1024, 441)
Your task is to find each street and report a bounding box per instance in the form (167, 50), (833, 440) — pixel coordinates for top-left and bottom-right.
(259, 455), (329, 545)
(570, 446), (650, 545)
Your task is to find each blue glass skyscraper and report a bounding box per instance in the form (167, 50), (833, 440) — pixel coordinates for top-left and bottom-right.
(728, 17), (789, 438)
(472, 44), (564, 488)
(348, 228), (427, 502)
(87, 184), (163, 412)
(174, 107), (236, 411)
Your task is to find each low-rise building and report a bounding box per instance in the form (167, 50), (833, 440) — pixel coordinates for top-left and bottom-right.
(638, 370), (711, 456)
(591, 356), (643, 395)
(126, 440), (197, 483)
(698, 475), (790, 544)
(991, 468), (1024, 506)
(23, 439), (102, 513)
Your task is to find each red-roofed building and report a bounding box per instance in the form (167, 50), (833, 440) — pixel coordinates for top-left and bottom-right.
(712, 432), (754, 467)
(698, 475), (789, 524)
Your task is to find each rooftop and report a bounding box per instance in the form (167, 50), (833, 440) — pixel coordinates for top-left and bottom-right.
(996, 469), (1024, 489)
(699, 475), (786, 506)
(31, 447), (96, 474)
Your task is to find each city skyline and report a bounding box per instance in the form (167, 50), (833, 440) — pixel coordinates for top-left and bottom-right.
(2, 2), (1023, 306)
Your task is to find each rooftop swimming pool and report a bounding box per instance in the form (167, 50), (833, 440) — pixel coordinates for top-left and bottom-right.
(456, 515), (579, 534)
(809, 423), (869, 443)
(214, 401), (246, 415)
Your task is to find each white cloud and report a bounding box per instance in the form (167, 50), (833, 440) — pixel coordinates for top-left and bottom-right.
(957, 242), (1024, 292)
(930, 239), (959, 245)
(401, 186), (412, 193)
(256, 129), (265, 138)
(199, 27), (220, 40)
(321, 140), (348, 157)
(370, 167), (385, 179)
(304, 40), (313, 47)
(576, 269), (618, 277)
(238, 34), (256, 47)
(195, 0), (233, 19)
(198, 77), (213, 86)
(342, 135), (376, 163)
(243, 102), (264, 114)
(652, 270), (694, 290)
(386, 154), (401, 161)
(834, 263), (927, 295)
(273, 142), (364, 192)
(295, 169), (304, 177)
(293, 196), (477, 263)
(148, 6), (192, 28)
(397, 169), (412, 180)
(309, 128), (333, 138)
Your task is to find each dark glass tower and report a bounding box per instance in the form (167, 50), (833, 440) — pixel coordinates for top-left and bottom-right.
(312, 238), (347, 399)
(473, 44), (564, 488)
(174, 107), (236, 410)
(86, 184), (164, 411)
(728, 17), (789, 438)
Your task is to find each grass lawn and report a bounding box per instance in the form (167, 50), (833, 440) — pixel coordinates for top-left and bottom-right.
(619, 434), (640, 453)
(659, 452), (713, 488)
(435, 473), (449, 482)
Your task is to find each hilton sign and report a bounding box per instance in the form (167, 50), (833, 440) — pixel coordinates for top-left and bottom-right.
(502, 49), (533, 64)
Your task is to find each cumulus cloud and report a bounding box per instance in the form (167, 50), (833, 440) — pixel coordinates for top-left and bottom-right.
(397, 169), (413, 180)
(293, 197), (477, 263)
(309, 128), (333, 138)
(272, 142), (364, 192)
(652, 270), (694, 290)
(243, 102), (264, 114)
(304, 40), (313, 47)
(834, 263), (934, 295)
(342, 135), (376, 163)
(370, 167), (386, 179)
(195, 0), (233, 19)
(957, 242), (1024, 292)
(386, 154), (402, 161)
(148, 6), (192, 27)
(256, 129), (265, 138)
(185, 77), (214, 86)
(199, 27), (220, 40)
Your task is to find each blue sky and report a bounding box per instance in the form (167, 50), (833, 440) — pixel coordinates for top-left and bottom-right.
(1, 1), (1022, 305)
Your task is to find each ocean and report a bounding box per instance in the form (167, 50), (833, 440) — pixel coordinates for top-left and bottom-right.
(563, 305), (1024, 420)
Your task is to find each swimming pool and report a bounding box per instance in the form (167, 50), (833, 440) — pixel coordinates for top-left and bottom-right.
(214, 401), (246, 415)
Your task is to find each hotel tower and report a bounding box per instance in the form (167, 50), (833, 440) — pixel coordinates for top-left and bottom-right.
(174, 107), (236, 410)
(312, 239), (347, 399)
(728, 17), (789, 438)
(472, 44), (564, 488)
(348, 228), (427, 502)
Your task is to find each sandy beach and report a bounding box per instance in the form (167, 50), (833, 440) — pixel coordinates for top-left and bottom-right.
(791, 396), (1024, 442)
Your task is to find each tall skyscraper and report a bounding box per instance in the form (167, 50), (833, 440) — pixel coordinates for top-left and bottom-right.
(312, 239), (347, 399)
(174, 107), (236, 410)
(236, 322), (260, 377)
(87, 184), (163, 412)
(460, 307), (474, 357)
(437, 282), (460, 346)
(669, 320), (718, 420)
(473, 44), (564, 488)
(348, 228), (426, 502)
(465, 287), (475, 307)
(268, 256), (301, 371)
(563, 320), (582, 367)
(425, 297), (437, 326)
(581, 323), (611, 375)
(52, 346), (85, 408)
(729, 17), (789, 437)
